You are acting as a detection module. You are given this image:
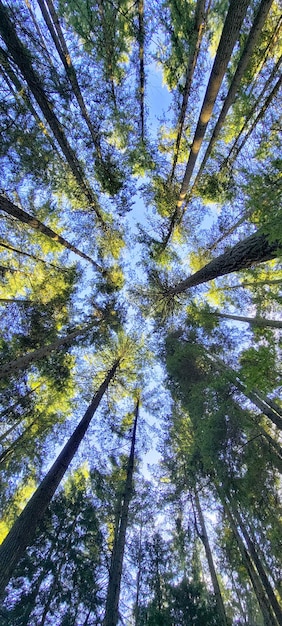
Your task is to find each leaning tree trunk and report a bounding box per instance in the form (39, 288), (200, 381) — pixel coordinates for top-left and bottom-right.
(137, 0), (145, 142)
(167, 230), (282, 296)
(221, 493), (278, 626)
(0, 2), (105, 226)
(194, 490), (228, 626)
(0, 195), (102, 270)
(193, 0), (274, 188)
(169, 0), (206, 181)
(177, 0), (250, 206)
(212, 311), (282, 330)
(0, 358), (120, 598)
(103, 398), (139, 626)
(232, 507), (282, 625)
(0, 320), (98, 379)
(206, 352), (282, 430)
(37, 0), (102, 159)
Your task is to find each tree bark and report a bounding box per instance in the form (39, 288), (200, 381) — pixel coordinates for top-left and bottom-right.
(0, 321), (97, 379)
(0, 194), (102, 270)
(0, 358), (120, 598)
(103, 398), (139, 626)
(167, 231), (281, 296)
(213, 311), (282, 330)
(193, 0), (274, 188)
(169, 0), (206, 181)
(37, 0), (103, 159)
(0, 2), (105, 226)
(194, 490), (228, 626)
(222, 496), (278, 626)
(177, 0), (250, 206)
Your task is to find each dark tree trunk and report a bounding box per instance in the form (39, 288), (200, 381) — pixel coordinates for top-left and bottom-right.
(103, 398), (139, 626)
(194, 490), (228, 626)
(168, 231), (281, 295)
(0, 359), (120, 598)
(0, 2), (105, 226)
(213, 311), (282, 330)
(0, 321), (97, 379)
(177, 0), (250, 204)
(193, 0), (274, 187)
(0, 195), (102, 270)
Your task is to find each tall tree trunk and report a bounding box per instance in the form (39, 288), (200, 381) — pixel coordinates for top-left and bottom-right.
(169, 0), (206, 181)
(222, 495), (278, 626)
(0, 358), (120, 598)
(177, 0), (250, 206)
(193, 0), (274, 188)
(0, 2), (105, 226)
(0, 240), (67, 271)
(0, 195), (102, 270)
(226, 498), (282, 625)
(205, 352), (282, 430)
(223, 56), (282, 168)
(167, 231), (281, 296)
(103, 398), (139, 626)
(0, 320), (97, 379)
(194, 490), (228, 626)
(137, 0), (145, 142)
(37, 0), (103, 159)
(212, 311), (282, 330)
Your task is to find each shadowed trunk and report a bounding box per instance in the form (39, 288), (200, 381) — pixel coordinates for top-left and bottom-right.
(103, 398), (139, 626)
(0, 195), (102, 271)
(212, 311), (282, 329)
(0, 358), (120, 598)
(0, 321), (97, 379)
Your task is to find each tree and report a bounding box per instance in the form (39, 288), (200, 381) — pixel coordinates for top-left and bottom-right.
(0, 357), (120, 597)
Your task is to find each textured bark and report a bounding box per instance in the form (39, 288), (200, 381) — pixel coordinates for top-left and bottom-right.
(214, 311), (282, 329)
(193, 0), (274, 187)
(103, 399), (139, 626)
(168, 231), (281, 295)
(177, 0), (250, 206)
(0, 321), (97, 379)
(0, 194), (102, 270)
(0, 2), (104, 225)
(0, 359), (120, 598)
(169, 0), (206, 181)
(194, 491), (228, 626)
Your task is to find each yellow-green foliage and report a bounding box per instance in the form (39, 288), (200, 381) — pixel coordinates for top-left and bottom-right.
(0, 477), (36, 542)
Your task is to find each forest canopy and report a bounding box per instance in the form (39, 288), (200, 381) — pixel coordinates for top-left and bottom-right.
(0, 0), (281, 624)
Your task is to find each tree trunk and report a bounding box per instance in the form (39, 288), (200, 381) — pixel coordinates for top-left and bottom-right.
(0, 358), (120, 598)
(167, 231), (281, 296)
(169, 0), (206, 181)
(137, 0), (145, 142)
(206, 352), (282, 430)
(194, 490), (228, 626)
(230, 504), (282, 625)
(193, 0), (274, 187)
(0, 2), (105, 226)
(0, 321), (97, 379)
(103, 398), (139, 626)
(222, 496), (278, 626)
(37, 0), (103, 159)
(177, 0), (250, 206)
(223, 56), (282, 167)
(0, 194), (102, 270)
(213, 311), (282, 330)
(0, 240), (66, 271)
